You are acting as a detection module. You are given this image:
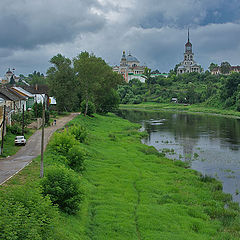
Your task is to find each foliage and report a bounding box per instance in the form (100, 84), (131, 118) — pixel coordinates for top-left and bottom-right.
(49, 129), (78, 156)
(7, 123), (22, 135)
(208, 62), (218, 71)
(67, 145), (86, 171)
(73, 51), (124, 116)
(41, 165), (82, 214)
(142, 67), (152, 86)
(118, 70), (240, 111)
(220, 61), (231, 74)
(26, 71), (47, 85)
(47, 54), (79, 112)
(68, 124), (88, 143)
(32, 102), (43, 118)
(0, 186), (58, 240)
(80, 100), (96, 116)
(11, 110), (33, 127)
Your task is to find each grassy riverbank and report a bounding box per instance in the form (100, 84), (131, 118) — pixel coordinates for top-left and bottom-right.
(1, 113), (240, 239)
(120, 102), (240, 118)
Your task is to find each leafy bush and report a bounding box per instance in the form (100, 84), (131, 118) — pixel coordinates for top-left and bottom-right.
(11, 111), (33, 126)
(49, 130), (78, 156)
(80, 100), (95, 116)
(41, 165), (82, 214)
(69, 124), (87, 142)
(67, 145), (87, 171)
(7, 124), (22, 135)
(0, 186), (58, 240)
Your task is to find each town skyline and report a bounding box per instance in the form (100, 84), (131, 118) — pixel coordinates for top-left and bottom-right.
(0, 0), (239, 75)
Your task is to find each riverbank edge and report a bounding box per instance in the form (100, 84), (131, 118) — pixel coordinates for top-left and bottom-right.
(1, 113), (240, 239)
(120, 103), (240, 119)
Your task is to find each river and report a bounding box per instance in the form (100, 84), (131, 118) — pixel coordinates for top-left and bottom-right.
(118, 109), (240, 203)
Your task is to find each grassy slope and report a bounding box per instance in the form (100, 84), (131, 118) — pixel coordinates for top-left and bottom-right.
(2, 113), (240, 239)
(120, 102), (240, 118)
(59, 114), (240, 239)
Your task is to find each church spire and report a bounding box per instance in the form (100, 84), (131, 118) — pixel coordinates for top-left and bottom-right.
(188, 28), (190, 42)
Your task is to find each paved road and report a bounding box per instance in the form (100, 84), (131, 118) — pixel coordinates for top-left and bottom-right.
(0, 113), (79, 185)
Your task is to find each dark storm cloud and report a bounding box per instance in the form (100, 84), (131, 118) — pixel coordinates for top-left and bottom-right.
(0, 0), (240, 75)
(130, 0), (240, 29)
(0, 0), (105, 49)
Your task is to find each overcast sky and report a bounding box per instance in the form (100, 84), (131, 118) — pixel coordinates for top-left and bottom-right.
(0, 0), (239, 76)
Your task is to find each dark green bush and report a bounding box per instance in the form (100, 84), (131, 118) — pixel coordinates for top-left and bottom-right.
(7, 124), (22, 135)
(80, 100), (95, 116)
(49, 130), (78, 156)
(67, 145), (86, 171)
(69, 124), (87, 142)
(41, 165), (82, 214)
(0, 186), (58, 240)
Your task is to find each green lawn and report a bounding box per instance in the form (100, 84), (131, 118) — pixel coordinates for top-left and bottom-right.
(2, 113), (240, 239)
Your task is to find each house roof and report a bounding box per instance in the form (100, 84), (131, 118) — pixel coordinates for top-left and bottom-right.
(126, 54), (140, 63)
(8, 87), (27, 100)
(11, 87), (34, 98)
(0, 86), (20, 101)
(21, 85), (49, 95)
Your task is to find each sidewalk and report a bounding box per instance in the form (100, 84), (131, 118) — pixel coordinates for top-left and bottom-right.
(0, 113), (79, 185)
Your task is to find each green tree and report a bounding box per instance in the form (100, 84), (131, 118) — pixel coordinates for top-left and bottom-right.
(9, 75), (16, 85)
(142, 67), (152, 86)
(73, 51), (123, 115)
(27, 71), (46, 85)
(47, 54), (79, 112)
(220, 62), (231, 74)
(208, 63), (218, 72)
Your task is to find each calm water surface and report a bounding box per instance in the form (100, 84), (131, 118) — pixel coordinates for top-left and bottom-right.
(118, 110), (240, 203)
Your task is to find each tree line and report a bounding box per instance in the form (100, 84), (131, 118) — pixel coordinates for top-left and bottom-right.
(118, 67), (240, 111)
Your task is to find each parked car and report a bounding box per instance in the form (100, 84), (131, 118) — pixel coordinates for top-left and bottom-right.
(15, 136), (26, 146)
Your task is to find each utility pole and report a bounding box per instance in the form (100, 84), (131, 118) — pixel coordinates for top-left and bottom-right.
(22, 105), (25, 136)
(40, 98), (45, 178)
(1, 105), (6, 155)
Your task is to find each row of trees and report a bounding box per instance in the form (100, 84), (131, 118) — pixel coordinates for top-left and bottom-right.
(118, 69), (240, 111)
(47, 52), (124, 115)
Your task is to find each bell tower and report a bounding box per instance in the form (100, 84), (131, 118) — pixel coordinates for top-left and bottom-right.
(184, 29), (194, 63)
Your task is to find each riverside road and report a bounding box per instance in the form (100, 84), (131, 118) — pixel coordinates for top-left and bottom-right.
(0, 113), (78, 185)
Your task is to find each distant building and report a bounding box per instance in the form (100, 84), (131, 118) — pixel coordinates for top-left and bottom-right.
(1, 68), (20, 84)
(211, 66), (240, 75)
(113, 51), (167, 82)
(112, 51), (146, 82)
(177, 30), (202, 74)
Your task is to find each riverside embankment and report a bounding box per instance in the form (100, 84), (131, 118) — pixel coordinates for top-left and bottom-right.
(120, 102), (240, 119)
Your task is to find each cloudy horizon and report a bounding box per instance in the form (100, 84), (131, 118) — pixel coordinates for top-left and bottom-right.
(0, 0), (239, 76)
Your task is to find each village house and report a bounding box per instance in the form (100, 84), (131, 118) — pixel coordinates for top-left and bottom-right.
(211, 66), (240, 75)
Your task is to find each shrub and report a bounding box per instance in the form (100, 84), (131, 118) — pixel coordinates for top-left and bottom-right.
(7, 124), (22, 135)
(69, 124), (87, 142)
(67, 145), (87, 171)
(0, 186), (58, 240)
(41, 165), (82, 214)
(49, 130), (78, 156)
(80, 100), (95, 116)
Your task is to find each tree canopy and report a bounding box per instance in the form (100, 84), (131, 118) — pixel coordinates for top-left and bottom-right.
(47, 54), (79, 112)
(73, 51), (124, 115)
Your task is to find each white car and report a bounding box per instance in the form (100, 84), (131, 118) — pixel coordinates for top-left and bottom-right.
(15, 136), (26, 146)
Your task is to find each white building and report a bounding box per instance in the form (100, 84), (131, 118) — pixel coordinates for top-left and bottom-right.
(177, 30), (202, 74)
(113, 51), (146, 82)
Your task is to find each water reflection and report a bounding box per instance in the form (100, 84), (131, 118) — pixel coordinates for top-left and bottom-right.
(118, 109), (240, 203)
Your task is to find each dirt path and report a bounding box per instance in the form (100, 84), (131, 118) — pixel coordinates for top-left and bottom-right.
(0, 113), (79, 185)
